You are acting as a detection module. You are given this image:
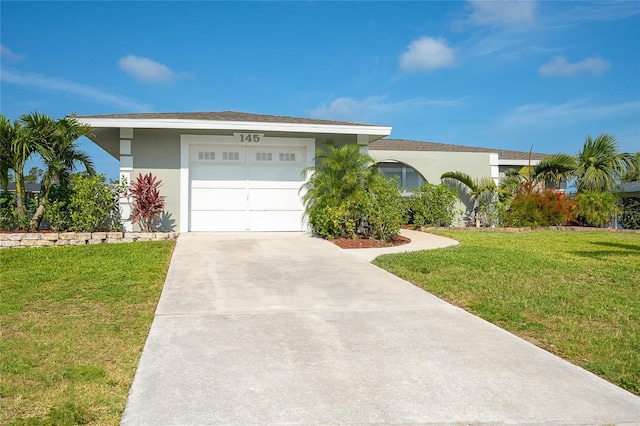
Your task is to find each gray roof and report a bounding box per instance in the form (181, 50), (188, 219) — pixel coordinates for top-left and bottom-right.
(73, 111), (387, 128)
(369, 139), (548, 161)
(1, 182), (41, 193)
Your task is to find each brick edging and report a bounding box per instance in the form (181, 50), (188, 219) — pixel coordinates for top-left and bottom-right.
(0, 232), (179, 248)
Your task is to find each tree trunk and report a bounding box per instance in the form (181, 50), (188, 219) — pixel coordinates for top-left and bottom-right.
(14, 168), (27, 226)
(29, 183), (51, 230)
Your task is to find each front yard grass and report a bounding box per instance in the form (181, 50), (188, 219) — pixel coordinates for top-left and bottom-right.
(0, 241), (175, 425)
(373, 230), (640, 395)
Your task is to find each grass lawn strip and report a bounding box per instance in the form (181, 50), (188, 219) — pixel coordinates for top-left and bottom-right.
(373, 230), (640, 395)
(0, 241), (175, 425)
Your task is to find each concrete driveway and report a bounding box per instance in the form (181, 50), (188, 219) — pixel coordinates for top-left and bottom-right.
(122, 232), (640, 425)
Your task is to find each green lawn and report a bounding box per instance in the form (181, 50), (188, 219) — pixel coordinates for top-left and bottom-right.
(0, 241), (175, 425)
(373, 230), (640, 395)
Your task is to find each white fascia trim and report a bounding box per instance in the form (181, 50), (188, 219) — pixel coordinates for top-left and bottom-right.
(77, 118), (392, 137)
(498, 159), (541, 166)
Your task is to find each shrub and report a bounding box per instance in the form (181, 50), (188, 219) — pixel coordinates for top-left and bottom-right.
(43, 184), (73, 231)
(364, 174), (406, 241)
(130, 173), (166, 232)
(0, 192), (19, 230)
(507, 187), (575, 227)
(573, 190), (620, 227)
(303, 141), (404, 241)
(40, 175), (124, 232)
(409, 183), (457, 227)
(620, 197), (640, 230)
(308, 201), (359, 240)
(69, 174), (120, 232)
(478, 199), (509, 227)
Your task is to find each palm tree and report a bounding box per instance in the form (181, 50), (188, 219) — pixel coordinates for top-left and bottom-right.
(621, 151), (640, 183)
(302, 140), (375, 212)
(23, 113), (94, 230)
(0, 115), (18, 192)
(574, 133), (633, 192)
(301, 140), (376, 237)
(441, 171), (497, 227)
(499, 147), (576, 199)
(0, 114), (44, 224)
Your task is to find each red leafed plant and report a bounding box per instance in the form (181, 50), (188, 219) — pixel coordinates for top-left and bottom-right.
(129, 173), (166, 232)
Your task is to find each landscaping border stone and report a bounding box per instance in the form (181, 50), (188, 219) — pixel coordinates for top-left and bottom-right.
(420, 226), (640, 233)
(0, 232), (179, 248)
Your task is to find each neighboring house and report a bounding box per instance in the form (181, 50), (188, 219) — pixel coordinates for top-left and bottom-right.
(77, 111), (391, 232)
(0, 182), (42, 197)
(618, 181), (640, 198)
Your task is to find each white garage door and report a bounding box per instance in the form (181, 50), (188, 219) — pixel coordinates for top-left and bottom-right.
(189, 144), (307, 231)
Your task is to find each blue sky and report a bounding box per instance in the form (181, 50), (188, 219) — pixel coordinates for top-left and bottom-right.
(1, 1), (639, 180)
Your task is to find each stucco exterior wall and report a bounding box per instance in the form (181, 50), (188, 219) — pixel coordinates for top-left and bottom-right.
(369, 150), (493, 183)
(128, 129), (182, 231)
(369, 149), (494, 226)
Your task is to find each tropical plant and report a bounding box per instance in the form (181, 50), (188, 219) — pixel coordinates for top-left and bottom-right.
(0, 114), (38, 224)
(302, 141), (375, 215)
(301, 140), (404, 241)
(23, 113), (94, 230)
(506, 184), (575, 227)
(622, 152), (640, 183)
(573, 133), (633, 192)
(302, 141), (374, 238)
(500, 152), (575, 199)
(440, 171), (497, 227)
(129, 173), (166, 232)
(572, 190), (620, 228)
(409, 182), (457, 227)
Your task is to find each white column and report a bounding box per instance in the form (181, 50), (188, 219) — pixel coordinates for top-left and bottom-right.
(119, 128), (134, 231)
(489, 153), (500, 185)
(357, 134), (369, 155)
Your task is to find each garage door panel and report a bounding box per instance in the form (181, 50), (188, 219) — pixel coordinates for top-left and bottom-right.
(191, 211), (249, 232)
(191, 188), (247, 210)
(191, 180), (246, 189)
(249, 180), (303, 189)
(249, 166), (303, 182)
(249, 188), (303, 210)
(249, 211), (304, 232)
(191, 163), (246, 181)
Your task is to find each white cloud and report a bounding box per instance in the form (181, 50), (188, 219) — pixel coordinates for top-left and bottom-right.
(1, 67), (151, 112)
(0, 44), (24, 61)
(400, 37), (455, 72)
(503, 99), (639, 128)
(467, 0), (537, 27)
(310, 95), (465, 121)
(539, 56), (610, 77)
(118, 55), (185, 83)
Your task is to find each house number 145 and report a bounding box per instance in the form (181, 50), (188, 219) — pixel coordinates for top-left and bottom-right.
(238, 133), (261, 143)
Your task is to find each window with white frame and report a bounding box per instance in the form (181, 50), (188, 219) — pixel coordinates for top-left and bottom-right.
(377, 162), (426, 193)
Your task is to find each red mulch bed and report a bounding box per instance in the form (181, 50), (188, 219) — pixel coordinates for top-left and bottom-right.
(331, 235), (411, 249)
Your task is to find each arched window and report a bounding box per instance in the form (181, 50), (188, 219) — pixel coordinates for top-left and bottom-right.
(376, 161), (426, 194)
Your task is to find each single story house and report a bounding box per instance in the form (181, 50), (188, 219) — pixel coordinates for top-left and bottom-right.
(78, 111), (547, 232)
(78, 111), (391, 232)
